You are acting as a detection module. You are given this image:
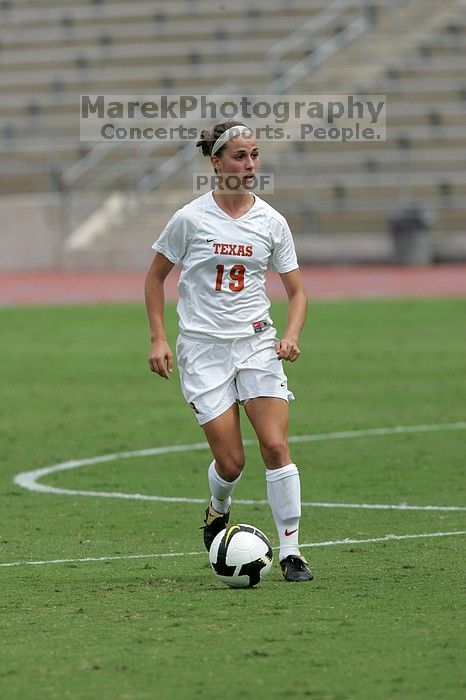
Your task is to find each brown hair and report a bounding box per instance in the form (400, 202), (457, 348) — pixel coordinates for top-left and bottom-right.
(196, 120), (247, 157)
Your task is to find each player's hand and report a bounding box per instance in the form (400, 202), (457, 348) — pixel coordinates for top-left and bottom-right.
(275, 337), (301, 362)
(148, 340), (173, 379)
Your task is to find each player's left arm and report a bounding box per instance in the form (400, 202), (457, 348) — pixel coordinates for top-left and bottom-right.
(276, 268), (308, 362)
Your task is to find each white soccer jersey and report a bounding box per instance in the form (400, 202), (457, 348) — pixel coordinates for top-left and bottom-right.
(152, 191), (298, 339)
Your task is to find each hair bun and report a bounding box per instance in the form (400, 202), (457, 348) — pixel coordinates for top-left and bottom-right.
(195, 128), (210, 146)
(196, 128), (214, 156)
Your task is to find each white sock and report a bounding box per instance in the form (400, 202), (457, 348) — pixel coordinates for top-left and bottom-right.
(266, 463), (302, 561)
(208, 460), (242, 513)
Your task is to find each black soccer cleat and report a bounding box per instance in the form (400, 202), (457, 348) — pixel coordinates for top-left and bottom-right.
(280, 554), (314, 582)
(202, 502), (230, 552)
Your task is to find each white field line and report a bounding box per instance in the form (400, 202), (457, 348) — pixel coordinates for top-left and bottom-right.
(1, 530), (465, 569)
(12, 421), (466, 511)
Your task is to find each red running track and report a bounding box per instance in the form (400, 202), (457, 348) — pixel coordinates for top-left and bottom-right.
(1, 265), (465, 306)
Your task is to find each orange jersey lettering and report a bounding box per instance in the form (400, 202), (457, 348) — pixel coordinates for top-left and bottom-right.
(213, 242), (253, 257)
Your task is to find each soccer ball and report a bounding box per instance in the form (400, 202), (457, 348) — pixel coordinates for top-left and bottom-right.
(209, 524), (273, 588)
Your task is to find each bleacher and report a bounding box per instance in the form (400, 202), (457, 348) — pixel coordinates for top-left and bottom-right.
(0, 0), (465, 269)
(0, 0), (327, 194)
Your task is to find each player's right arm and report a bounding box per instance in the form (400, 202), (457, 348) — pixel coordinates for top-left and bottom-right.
(145, 252), (175, 379)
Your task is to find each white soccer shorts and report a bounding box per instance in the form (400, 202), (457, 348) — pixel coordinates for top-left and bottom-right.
(176, 327), (295, 425)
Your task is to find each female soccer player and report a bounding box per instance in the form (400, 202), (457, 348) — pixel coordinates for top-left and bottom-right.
(145, 120), (312, 581)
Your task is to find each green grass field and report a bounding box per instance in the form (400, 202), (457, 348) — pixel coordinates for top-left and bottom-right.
(1, 298), (465, 700)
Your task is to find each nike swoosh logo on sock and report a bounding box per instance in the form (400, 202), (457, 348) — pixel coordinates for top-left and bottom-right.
(284, 528), (298, 537)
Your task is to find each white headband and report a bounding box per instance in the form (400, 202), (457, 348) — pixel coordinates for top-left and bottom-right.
(211, 125), (253, 156)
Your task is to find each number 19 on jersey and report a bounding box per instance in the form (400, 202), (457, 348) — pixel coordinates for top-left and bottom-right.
(215, 264), (246, 292)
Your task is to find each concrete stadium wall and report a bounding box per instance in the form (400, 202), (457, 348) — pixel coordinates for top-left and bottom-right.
(0, 194), (64, 270)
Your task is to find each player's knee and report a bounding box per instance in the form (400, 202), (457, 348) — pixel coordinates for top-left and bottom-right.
(260, 437), (289, 467)
(216, 453), (245, 481)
